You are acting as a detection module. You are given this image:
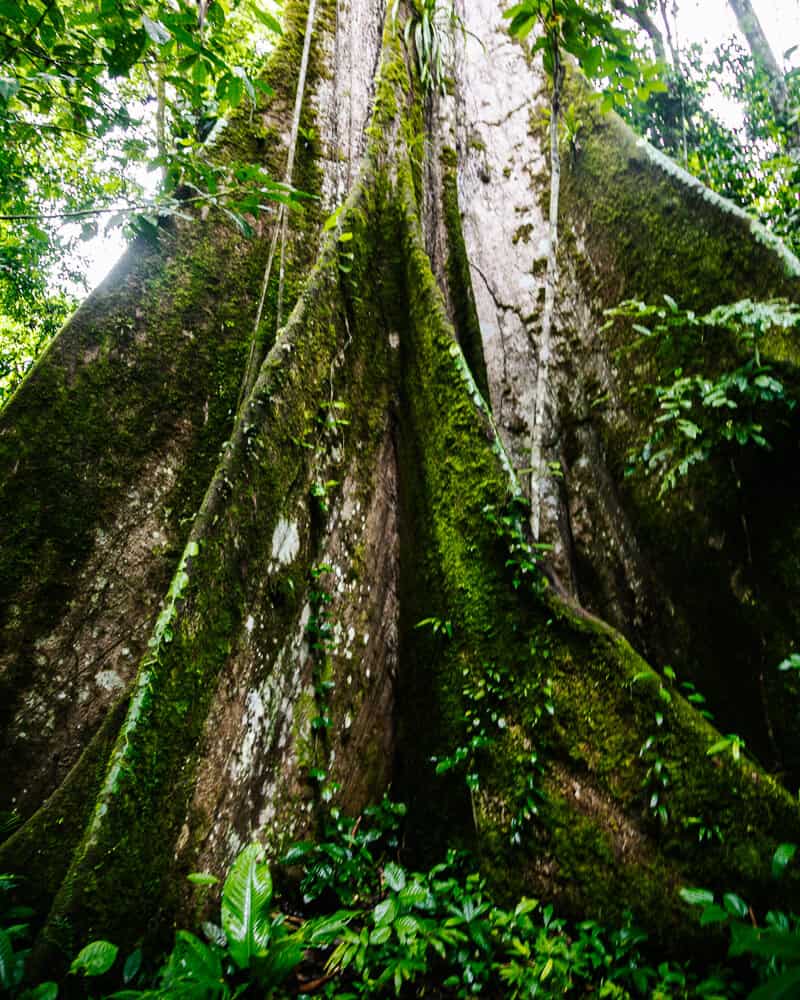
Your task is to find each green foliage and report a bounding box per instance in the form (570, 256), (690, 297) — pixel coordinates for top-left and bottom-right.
(0, 873), (57, 996)
(0, 0), (287, 396)
(282, 797), (407, 906)
(707, 733), (747, 763)
(504, 0), (664, 102)
(682, 844), (800, 1000)
(70, 940), (119, 977)
(632, 665), (749, 832)
(281, 804), (730, 998)
(220, 844), (275, 971)
(618, 37), (800, 258)
(389, 0), (461, 95)
(632, 668), (676, 826)
(8, 817), (800, 997)
(483, 496), (548, 592)
(605, 297), (800, 497)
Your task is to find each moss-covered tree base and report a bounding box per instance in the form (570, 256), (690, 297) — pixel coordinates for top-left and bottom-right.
(2, 0), (800, 981)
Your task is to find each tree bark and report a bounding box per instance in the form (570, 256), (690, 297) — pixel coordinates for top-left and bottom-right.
(611, 0), (667, 64)
(728, 0), (798, 145)
(2, 0), (800, 976)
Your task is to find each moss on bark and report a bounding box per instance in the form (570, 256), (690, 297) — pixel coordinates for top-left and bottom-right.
(3, 0), (800, 979)
(550, 69), (800, 778)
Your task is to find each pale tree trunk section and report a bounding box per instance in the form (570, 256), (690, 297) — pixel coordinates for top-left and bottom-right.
(728, 0), (796, 141)
(2, 0), (800, 974)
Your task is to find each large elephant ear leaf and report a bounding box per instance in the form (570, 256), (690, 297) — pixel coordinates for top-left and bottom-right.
(221, 844), (273, 970)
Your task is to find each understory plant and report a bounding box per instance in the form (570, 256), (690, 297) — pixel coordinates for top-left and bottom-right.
(6, 802), (800, 998)
(605, 296), (800, 497)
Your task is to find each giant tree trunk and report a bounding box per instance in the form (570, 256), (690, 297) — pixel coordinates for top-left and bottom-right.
(3, 0), (800, 972)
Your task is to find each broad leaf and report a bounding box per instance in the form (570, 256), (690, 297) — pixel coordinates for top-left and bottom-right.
(679, 887), (714, 907)
(383, 862), (406, 892)
(221, 844), (274, 970)
(69, 939), (119, 976)
(749, 965), (800, 1000)
(187, 872), (220, 887)
(251, 936), (306, 989)
(772, 843), (797, 879)
(141, 15), (171, 46)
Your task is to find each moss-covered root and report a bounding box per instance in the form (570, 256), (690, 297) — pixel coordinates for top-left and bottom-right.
(559, 69), (800, 311)
(392, 154), (800, 954)
(556, 70), (800, 776)
(0, 0), (329, 828)
(19, 176), (397, 971)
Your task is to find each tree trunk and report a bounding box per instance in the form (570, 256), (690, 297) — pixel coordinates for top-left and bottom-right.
(612, 0), (667, 64)
(3, 0), (800, 974)
(728, 0), (798, 146)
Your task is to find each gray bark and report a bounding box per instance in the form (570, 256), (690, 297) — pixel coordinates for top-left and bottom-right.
(728, 0), (797, 144)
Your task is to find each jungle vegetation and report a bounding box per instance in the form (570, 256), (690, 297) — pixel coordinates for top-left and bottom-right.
(2, 0), (800, 996)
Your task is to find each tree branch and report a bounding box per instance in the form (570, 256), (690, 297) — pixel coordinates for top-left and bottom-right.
(611, 0), (666, 64)
(727, 0), (797, 148)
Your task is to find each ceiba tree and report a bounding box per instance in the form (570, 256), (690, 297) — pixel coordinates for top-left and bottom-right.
(3, 0), (800, 970)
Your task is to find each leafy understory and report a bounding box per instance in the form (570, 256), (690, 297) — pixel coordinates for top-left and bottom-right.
(4, 805), (800, 998)
(605, 296), (800, 497)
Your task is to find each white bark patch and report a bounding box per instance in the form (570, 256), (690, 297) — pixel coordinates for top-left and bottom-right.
(271, 518), (300, 565)
(95, 670), (125, 694)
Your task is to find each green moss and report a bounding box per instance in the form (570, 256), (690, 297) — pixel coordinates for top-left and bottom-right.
(387, 138), (800, 948)
(0, 697), (129, 924)
(9, 3), (800, 965)
(551, 69), (800, 778)
(30, 164), (399, 962)
(0, 0), (334, 823)
(559, 70), (800, 312)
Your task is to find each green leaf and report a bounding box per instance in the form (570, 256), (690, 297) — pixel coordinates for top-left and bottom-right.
(679, 887), (714, 907)
(69, 940), (119, 976)
(251, 7), (283, 34)
(163, 930), (223, 985)
(232, 65), (255, 103)
(730, 923), (800, 962)
(222, 207), (254, 238)
(699, 904), (729, 926)
(580, 46), (603, 78)
(373, 897), (397, 927)
(141, 15), (171, 45)
(0, 928), (13, 989)
(282, 841), (314, 864)
(123, 947), (142, 984)
(723, 893), (749, 919)
(772, 843), (797, 879)
(187, 872), (220, 886)
(383, 862), (406, 892)
(27, 984), (58, 1000)
(252, 935), (305, 988)
(0, 77), (19, 102)
(323, 204), (345, 232)
(369, 925), (391, 945)
(749, 965), (800, 1000)
(221, 843), (274, 970)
